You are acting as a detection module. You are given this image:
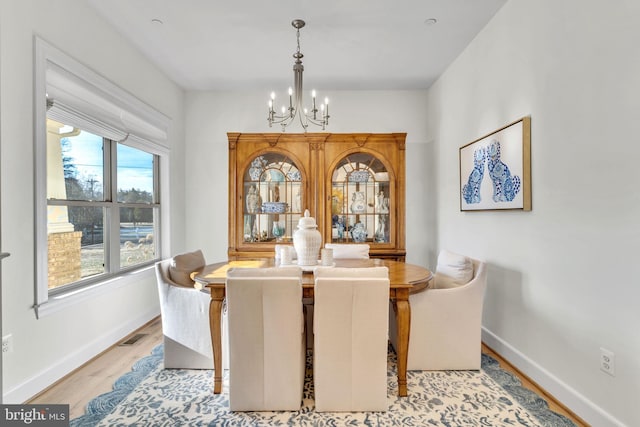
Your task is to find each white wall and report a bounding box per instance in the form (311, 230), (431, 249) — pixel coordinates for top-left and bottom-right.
(0, 0), (186, 402)
(426, 1), (639, 425)
(184, 90), (435, 265)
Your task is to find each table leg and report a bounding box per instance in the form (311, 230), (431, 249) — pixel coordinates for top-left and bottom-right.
(209, 289), (225, 394)
(395, 289), (411, 397)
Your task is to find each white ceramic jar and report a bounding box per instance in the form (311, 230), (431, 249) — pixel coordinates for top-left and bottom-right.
(293, 209), (322, 266)
(350, 222), (368, 243)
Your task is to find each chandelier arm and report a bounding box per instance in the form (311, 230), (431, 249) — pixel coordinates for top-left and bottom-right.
(304, 115), (329, 128)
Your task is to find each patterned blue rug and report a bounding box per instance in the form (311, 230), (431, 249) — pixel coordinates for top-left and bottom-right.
(71, 345), (576, 426)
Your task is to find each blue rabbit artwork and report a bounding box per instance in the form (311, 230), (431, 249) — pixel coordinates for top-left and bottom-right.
(487, 140), (520, 202)
(462, 140), (521, 205)
(462, 146), (486, 204)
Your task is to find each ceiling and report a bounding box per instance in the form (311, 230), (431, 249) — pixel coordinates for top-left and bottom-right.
(87, 0), (507, 92)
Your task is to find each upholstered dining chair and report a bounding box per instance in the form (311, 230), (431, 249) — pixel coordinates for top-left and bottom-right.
(155, 249), (229, 370)
(390, 249), (487, 370)
(305, 243), (370, 348)
(313, 266), (390, 412)
(301, 243), (370, 351)
(324, 243), (370, 259)
(226, 266), (306, 411)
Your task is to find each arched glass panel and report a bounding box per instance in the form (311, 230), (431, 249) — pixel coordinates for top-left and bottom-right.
(243, 153), (302, 243)
(331, 153), (390, 243)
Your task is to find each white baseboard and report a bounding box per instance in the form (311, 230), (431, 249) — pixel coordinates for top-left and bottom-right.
(3, 308), (160, 404)
(482, 327), (626, 427)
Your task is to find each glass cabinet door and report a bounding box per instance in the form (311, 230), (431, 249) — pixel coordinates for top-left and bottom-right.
(330, 153), (390, 244)
(243, 153), (302, 243)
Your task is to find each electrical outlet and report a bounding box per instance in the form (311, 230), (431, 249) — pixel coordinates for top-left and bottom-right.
(2, 334), (13, 353)
(600, 347), (615, 376)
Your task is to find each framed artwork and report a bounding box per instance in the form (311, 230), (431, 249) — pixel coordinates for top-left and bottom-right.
(459, 116), (531, 211)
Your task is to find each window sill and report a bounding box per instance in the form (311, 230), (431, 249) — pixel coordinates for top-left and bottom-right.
(34, 266), (155, 319)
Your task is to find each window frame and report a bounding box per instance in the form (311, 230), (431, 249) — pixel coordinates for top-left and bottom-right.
(34, 37), (171, 318)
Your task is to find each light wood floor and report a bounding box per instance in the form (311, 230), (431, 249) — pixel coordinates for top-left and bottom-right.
(29, 317), (586, 425)
(28, 317), (163, 419)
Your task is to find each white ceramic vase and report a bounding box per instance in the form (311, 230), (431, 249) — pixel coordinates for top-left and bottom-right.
(350, 191), (366, 213)
(293, 209), (322, 266)
(350, 222), (368, 243)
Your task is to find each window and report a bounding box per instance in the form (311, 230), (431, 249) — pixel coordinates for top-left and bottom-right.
(46, 121), (159, 292)
(34, 37), (171, 316)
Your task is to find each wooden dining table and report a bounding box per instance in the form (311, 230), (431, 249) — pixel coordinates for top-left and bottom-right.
(193, 257), (432, 397)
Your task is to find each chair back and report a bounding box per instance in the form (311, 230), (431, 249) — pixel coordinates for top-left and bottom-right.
(313, 266), (389, 412)
(226, 267), (305, 411)
(434, 257), (487, 303)
(324, 243), (370, 259)
(166, 249), (205, 287)
(155, 259), (173, 296)
(156, 257), (187, 289)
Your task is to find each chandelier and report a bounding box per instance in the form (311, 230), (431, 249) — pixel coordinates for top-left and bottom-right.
(267, 19), (329, 132)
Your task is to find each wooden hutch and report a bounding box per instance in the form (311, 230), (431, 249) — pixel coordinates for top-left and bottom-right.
(227, 132), (406, 260)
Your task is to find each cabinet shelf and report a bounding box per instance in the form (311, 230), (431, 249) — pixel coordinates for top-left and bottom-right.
(336, 213), (388, 217)
(244, 212), (302, 216)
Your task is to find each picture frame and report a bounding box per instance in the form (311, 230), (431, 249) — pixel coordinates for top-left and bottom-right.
(459, 116), (531, 211)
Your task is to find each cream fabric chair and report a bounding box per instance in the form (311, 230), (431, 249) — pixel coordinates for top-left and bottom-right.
(324, 243), (370, 259)
(155, 250), (229, 370)
(307, 243), (370, 348)
(390, 250), (487, 370)
(304, 243), (370, 351)
(226, 266), (305, 411)
(313, 266), (390, 412)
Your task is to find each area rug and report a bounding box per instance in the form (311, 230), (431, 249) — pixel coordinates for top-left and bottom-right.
(71, 345), (576, 426)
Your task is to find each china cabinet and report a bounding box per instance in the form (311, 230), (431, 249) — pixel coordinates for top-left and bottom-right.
(228, 132), (406, 260)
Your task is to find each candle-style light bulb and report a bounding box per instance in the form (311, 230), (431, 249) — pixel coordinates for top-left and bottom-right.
(311, 90), (317, 113)
(281, 105), (286, 115)
(288, 87), (293, 96)
(270, 92), (276, 100)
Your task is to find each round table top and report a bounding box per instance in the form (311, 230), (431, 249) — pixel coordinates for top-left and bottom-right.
(193, 258), (432, 293)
